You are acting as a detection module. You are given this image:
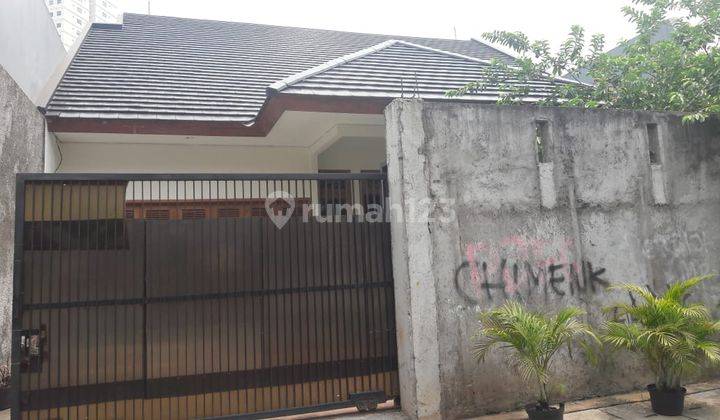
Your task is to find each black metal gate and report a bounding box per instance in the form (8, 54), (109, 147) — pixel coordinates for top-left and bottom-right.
(11, 173), (399, 419)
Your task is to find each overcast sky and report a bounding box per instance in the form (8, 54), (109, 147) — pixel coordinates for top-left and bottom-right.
(119, 0), (639, 53)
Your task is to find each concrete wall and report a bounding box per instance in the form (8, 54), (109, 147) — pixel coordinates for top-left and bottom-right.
(0, 66), (45, 362)
(0, 0), (66, 104)
(318, 137), (386, 172)
(385, 100), (720, 419)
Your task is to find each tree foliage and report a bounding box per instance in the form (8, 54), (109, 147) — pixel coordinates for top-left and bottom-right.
(449, 0), (720, 123)
(602, 275), (720, 391)
(473, 302), (598, 407)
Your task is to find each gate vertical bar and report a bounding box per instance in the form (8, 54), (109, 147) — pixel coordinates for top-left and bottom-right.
(142, 181), (149, 406)
(11, 176), (26, 419)
(10, 172), (399, 419)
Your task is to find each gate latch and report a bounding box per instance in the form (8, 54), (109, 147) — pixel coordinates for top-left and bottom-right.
(19, 327), (45, 373)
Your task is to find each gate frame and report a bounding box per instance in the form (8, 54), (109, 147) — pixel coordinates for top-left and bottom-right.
(11, 171), (398, 419)
(11, 176), (27, 419)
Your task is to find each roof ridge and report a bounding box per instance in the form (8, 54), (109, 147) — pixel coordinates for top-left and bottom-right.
(270, 40), (501, 93)
(394, 40), (496, 66)
(397, 40), (584, 86)
(268, 40), (400, 92)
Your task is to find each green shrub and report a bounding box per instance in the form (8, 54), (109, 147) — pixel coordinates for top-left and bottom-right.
(473, 302), (598, 407)
(603, 275), (720, 391)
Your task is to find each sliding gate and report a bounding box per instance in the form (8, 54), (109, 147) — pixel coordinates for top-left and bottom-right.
(12, 173), (399, 419)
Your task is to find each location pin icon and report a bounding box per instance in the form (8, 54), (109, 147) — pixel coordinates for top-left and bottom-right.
(265, 190), (296, 229)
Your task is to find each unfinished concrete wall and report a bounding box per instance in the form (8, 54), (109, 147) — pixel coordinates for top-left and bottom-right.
(0, 66), (45, 362)
(385, 99), (720, 419)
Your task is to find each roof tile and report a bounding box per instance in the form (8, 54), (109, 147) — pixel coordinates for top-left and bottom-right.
(46, 13), (517, 122)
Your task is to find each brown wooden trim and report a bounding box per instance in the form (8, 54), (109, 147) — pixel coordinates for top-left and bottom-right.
(125, 198), (310, 220)
(47, 94), (391, 137)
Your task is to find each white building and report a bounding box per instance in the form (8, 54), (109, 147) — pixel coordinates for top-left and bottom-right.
(0, 0), (66, 103)
(45, 0), (120, 49)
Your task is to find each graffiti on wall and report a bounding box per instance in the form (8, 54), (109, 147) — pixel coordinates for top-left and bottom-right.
(455, 235), (610, 305)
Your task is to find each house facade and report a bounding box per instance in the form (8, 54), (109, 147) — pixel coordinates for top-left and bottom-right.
(42, 13), (559, 176)
(10, 12), (720, 420)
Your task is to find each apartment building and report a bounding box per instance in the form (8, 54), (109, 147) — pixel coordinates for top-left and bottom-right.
(45, 0), (120, 49)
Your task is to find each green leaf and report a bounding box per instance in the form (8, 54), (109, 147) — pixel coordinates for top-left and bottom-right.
(600, 274), (720, 388)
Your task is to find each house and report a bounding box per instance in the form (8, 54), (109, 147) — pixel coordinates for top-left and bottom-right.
(572, 21), (674, 84)
(14, 12), (719, 420)
(9, 13), (578, 419)
(42, 13), (565, 175)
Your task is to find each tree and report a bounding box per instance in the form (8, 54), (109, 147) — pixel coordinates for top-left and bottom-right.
(448, 0), (720, 123)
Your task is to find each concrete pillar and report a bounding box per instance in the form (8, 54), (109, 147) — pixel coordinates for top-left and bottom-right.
(538, 162), (557, 208)
(650, 164), (668, 204)
(384, 99), (442, 420)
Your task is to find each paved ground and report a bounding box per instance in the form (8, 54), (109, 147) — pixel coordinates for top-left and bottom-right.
(475, 381), (720, 420)
(315, 380), (720, 420)
(1, 381), (717, 419)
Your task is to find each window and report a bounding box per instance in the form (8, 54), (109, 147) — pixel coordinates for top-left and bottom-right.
(56, 23), (62, 28)
(318, 170), (352, 216)
(534, 120), (551, 163)
(181, 208), (207, 220)
(56, 10), (62, 16)
(218, 208), (241, 218)
(360, 170), (384, 211)
(647, 123), (661, 164)
(144, 209), (170, 220)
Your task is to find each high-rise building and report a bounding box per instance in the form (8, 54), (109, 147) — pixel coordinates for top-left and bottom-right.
(45, 0), (120, 49)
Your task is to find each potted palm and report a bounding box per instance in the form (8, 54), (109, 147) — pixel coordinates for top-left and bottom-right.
(603, 275), (720, 416)
(474, 302), (598, 420)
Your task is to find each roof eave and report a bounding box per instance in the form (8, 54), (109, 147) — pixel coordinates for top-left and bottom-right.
(46, 93), (391, 137)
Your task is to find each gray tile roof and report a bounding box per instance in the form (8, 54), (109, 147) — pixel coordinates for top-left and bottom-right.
(45, 14), (543, 123)
(272, 40), (563, 101)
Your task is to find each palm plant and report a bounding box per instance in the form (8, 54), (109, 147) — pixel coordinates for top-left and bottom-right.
(603, 275), (720, 391)
(473, 302), (598, 408)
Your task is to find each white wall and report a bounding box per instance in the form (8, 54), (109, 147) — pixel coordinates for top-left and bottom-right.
(0, 0), (66, 104)
(317, 137), (386, 172)
(51, 114), (388, 175)
(56, 141), (315, 173)
(44, 129), (62, 172)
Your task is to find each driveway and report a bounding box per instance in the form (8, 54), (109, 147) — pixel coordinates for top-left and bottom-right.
(2, 381), (717, 419)
(321, 380), (720, 419)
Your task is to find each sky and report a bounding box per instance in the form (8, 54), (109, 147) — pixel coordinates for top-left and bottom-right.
(118, 0), (640, 53)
